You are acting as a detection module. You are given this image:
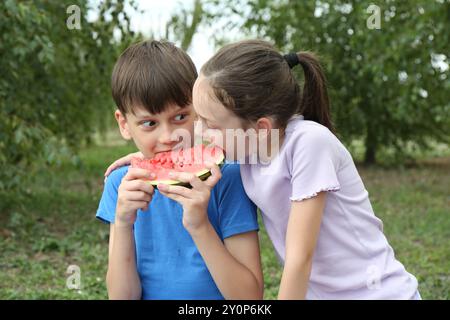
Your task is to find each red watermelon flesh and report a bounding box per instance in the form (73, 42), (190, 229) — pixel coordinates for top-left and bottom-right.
(131, 144), (225, 187)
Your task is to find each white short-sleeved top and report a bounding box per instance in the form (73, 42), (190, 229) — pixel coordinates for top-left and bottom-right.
(240, 115), (418, 299)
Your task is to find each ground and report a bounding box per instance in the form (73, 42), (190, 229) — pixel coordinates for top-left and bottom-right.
(0, 143), (448, 299)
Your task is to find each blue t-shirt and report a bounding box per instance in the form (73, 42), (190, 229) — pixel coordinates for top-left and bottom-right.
(96, 163), (258, 300)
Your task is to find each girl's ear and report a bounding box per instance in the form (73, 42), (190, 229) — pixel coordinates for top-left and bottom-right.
(255, 117), (274, 137)
(115, 110), (133, 140)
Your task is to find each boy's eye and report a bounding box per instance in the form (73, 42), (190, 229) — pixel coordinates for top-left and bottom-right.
(174, 114), (187, 121)
(142, 120), (157, 128)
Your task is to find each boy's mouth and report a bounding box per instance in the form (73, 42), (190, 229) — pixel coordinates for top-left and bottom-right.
(154, 149), (172, 154)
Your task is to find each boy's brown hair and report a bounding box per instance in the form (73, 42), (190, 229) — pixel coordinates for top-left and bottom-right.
(112, 40), (197, 115)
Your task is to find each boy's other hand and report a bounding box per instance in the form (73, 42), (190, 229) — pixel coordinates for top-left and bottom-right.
(157, 162), (222, 234)
(115, 168), (155, 227)
(104, 151), (144, 180)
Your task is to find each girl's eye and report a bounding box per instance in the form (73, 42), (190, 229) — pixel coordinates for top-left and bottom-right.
(201, 118), (215, 129)
(142, 120), (157, 128)
(174, 114), (187, 121)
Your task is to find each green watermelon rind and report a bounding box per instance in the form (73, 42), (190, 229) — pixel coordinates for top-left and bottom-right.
(150, 151), (225, 189)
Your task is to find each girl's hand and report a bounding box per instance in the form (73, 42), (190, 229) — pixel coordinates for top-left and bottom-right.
(115, 168), (155, 227)
(157, 162), (222, 234)
(104, 151), (144, 179)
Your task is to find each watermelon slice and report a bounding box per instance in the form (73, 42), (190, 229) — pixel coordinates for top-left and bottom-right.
(131, 144), (225, 188)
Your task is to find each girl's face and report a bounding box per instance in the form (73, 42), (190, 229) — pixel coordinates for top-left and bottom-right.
(193, 75), (245, 127)
(193, 75), (275, 162)
(115, 104), (195, 159)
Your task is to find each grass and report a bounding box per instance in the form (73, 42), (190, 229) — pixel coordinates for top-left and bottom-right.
(0, 143), (136, 299)
(0, 143), (449, 299)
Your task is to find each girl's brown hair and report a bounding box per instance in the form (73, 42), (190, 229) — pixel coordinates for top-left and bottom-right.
(200, 39), (334, 132)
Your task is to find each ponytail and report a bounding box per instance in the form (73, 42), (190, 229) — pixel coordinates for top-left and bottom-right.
(295, 52), (334, 133)
(201, 40), (335, 133)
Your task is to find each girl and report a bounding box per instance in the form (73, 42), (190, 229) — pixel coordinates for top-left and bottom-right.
(106, 39), (420, 300)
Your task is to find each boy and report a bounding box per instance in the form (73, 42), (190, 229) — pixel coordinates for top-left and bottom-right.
(96, 40), (263, 299)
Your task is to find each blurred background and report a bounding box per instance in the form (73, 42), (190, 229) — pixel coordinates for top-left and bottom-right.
(0, 0), (448, 299)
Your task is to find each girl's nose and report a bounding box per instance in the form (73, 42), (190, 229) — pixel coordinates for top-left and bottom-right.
(195, 119), (213, 141)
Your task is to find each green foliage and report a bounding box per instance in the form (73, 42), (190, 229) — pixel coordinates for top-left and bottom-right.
(0, 0), (136, 191)
(203, 0), (450, 164)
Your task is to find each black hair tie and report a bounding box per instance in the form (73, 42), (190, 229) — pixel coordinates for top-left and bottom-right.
(283, 53), (300, 69)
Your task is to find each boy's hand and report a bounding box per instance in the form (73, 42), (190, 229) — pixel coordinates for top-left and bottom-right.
(157, 162), (222, 234)
(115, 168), (155, 227)
(104, 151), (144, 179)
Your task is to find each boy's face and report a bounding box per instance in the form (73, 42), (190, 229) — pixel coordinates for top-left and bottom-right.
(115, 104), (196, 159)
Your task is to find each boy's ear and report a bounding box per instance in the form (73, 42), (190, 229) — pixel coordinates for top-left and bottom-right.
(115, 110), (132, 140)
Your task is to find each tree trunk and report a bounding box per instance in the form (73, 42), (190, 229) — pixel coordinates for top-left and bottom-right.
(181, 0), (203, 51)
(364, 127), (377, 165)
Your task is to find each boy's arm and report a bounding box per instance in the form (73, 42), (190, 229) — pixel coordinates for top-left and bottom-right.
(158, 165), (263, 299)
(190, 226), (264, 299)
(106, 223), (142, 300)
(102, 168), (154, 300)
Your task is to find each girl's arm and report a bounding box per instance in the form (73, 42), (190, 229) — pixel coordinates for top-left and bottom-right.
(278, 192), (327, 300)
(104, 151), (143, 178)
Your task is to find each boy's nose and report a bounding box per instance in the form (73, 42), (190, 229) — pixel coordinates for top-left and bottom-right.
(158, 132), (173, 145)
(158, 125), (178, 145)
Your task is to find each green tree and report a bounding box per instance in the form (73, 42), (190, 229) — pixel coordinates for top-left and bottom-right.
(166, 0), (205, 51)
(0, 0), (135, 191)
(203, 0), (450, 164)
